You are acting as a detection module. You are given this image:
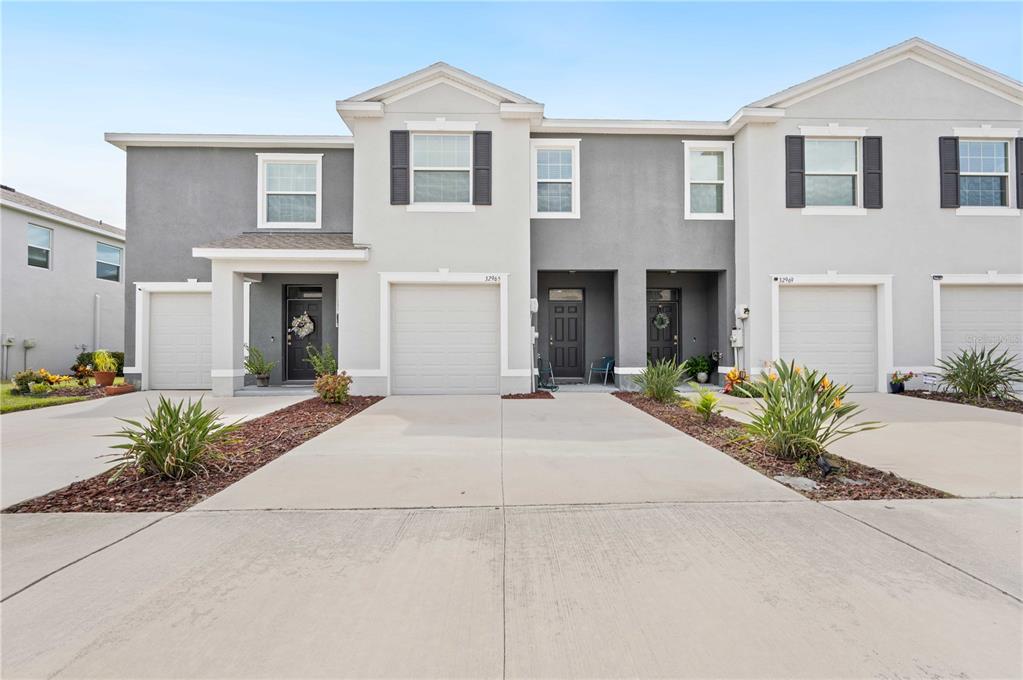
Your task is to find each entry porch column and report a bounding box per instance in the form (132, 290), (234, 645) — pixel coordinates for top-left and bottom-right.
(211, 260), (245, 396)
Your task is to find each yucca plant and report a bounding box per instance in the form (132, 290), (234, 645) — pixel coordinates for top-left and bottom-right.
(682, 382), (728, 422)
(937, 345), (1022, 403)
(743, 360), (882, 461)
(104, 396), (240, 481)
(634, 358), (685, 403)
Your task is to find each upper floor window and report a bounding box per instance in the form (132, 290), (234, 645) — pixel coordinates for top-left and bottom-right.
(96, 242), (122, 282)
(684, 140), (733, 220)
(256, 153), (322, 228)
(805, 139), (859, 207)
(27, 224), (52, 269)
(531, 138), (580, 219)
(959, 140), (1009, 207)
(412, 134), (471, 204)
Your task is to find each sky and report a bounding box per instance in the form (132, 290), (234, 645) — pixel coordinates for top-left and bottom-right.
(2, 1), (1021, 228)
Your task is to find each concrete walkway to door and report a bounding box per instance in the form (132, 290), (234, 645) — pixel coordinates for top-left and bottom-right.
(195, 394), (799, 511)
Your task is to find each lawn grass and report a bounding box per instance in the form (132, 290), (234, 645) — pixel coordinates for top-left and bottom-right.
(0, 383), (87, 414)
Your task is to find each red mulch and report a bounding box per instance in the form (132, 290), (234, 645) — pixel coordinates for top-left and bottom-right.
(902, 390), (1023, 415)
(502, 391), (555, 399)
(614, 392), (951, 501)
(3, 396), (382, 513)
(39, 385), (107, 400)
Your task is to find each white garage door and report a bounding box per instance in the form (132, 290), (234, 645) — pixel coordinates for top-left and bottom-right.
(941, 285), (1023, 368)
(148, 292), (212, 389)
(390, 284), (499, 395)
(779, 285), (877, 392)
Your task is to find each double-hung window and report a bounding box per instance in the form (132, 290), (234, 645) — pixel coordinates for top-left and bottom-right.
(257, 153), (322, 228)
(958, 140), (1010, 207)
(96, 242), (122, 282)
(411, 134), (471, 204)
(531, 139), (580, 219)
(804, 139), (859, 207)
(684, 140), (733, 220)
(27, 224), (52, 269)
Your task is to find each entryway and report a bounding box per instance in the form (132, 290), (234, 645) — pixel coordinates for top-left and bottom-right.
(647, 288), (679, 363)
(536, 271), (616, 385)
(548, 288), (585, 378)
(284, 285), (323, 382)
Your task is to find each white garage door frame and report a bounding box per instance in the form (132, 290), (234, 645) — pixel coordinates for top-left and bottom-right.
(931, 272), (1023, 365)
(770, 273), (894, 393)
(126, 281), (212, 391)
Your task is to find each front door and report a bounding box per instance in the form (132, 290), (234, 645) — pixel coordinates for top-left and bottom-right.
(647, 289), (679, 363)
(548, 288), (584, 378)
(285, 286), (323, 381)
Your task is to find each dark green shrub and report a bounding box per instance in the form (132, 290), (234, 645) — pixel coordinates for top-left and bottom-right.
(937, 346), (1023, 403)
(243, 346), (277, 376)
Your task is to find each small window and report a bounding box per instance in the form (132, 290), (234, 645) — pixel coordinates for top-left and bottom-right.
(549, 288), (583, 301)
(804, 139), (859, 206)
(684, 141), (733, 219)
(959, 140), (1009, 207)
(411, 134), (471, 204)
(257, 153), (322, 228)
(27, 224), (52, 269)
(531, 139), (580, 219)
(96, 243), (122, 282)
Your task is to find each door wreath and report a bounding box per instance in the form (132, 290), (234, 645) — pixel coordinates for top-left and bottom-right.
(653, 312), (671, 330)
(290, 312), (315, 339)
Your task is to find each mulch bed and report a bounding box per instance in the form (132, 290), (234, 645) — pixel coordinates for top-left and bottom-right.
(3, 396), (382, 513)
(31, 385), (108, 400)
(902, 390), (1023, 415)
(615, 392), (951, 501)
(502, 391), (555, 399)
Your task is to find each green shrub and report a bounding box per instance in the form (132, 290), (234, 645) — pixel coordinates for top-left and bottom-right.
(72, 351), (124, 376)
(743, 360), (882, 462)
(243, 346), (277, 376)
(104, 396), (240, 481)
(13, 369), (45, 393)
(733, 380), (764, 398)
(304, 343), (338, 377)
(92, 350), (117, 373)
(683, 355), (712, 377)
(314, 371), (352, 404)
(634, 359), (685, 403)
(682, 382), (726, 422)
(28, 382), (51, 394)
(937, 345), (1023, 403)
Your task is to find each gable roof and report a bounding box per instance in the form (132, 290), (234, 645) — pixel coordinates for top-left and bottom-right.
(341, 61), (538, 106)
(1, 186), (125, 240)
(749, 37), (1023, 109)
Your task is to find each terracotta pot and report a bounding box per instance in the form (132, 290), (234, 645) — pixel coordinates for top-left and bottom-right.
(104, 384), (135, 396)
(93, 371), (116, 387)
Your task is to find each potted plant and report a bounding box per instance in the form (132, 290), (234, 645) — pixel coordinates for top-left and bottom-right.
(888, 370), (914, 394)
(244, 346), (277, 387)
(92, 350), (118, 387)
(685, 355), (712, 384)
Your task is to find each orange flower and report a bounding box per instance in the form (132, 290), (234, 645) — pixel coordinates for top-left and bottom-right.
(767, 372), (778, 381)
(820, 377), (832, 390)
(726, 367), (741, 382)
(794, 365), (802, 374)
(832, 397), (843, 408)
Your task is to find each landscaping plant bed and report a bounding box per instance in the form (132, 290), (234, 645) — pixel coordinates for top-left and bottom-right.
(502, 391), (555, 400)
(615, 392), (951, 501)
(4, 396), (382, 513)
(902, 390), (1023, 415)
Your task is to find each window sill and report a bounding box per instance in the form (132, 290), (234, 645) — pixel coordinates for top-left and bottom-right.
(800, 207), (867, 216)
(954, 207), (1021, 217)
(683, 212), (733, 221)
(257, 223), (322, 230)
(531, 212), (580, 220)
(407, 203), (476, 213)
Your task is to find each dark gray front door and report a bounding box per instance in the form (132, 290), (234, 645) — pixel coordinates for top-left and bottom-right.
(647, 289), (679, 363)
(549, 288), (584, 378)
(285, 287), (322, 381)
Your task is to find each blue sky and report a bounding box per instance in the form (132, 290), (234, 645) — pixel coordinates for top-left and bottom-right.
(2, 1), (1021, 226)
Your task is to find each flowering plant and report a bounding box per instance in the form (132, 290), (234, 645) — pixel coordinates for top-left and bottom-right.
(889, 371), (915, 385)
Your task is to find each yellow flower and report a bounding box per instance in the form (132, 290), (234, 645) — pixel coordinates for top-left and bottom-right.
(794, 365), (802, 374)
(832, 397), (843, 408)
(820, 377), (832, 390)
(767, 372), (778, 381)
(726, 367), (741, 382)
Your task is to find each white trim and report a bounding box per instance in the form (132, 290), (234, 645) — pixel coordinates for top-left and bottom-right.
(406, 119), (478, 132)
(256, 153), (323, 229)
(683, 140), (734, 221)
(804, 137), (863, 209)
(716, 366), (735, 374)
(105, 133), (353, 150)
(2, 201), (125, 241)
(955, 137), (1016, 210)
(95, 241), (123, 282)
(930, 273), (1023, 365)
(530, 138), (581, 219)
(132, 281), (213, 391)
(192, 247), (369, 261)
(798, 124), (868, 137)
(341, 62), (536, 107)
(535, 107), (785, 136)
(953, 126), (1020, 138)
(26, 223), (53, 270)
(955, 207), (1021, 217)
(770, 273), (894, 392)
(409, 132), (474, 209)
(406, 203), (476, 213)
(801, 207), (868, 216)
(211, 369), (244, 378)
(613, 366), (646, 375)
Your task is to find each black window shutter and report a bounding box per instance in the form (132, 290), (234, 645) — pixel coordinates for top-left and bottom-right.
(473, 131), (492, 205)
(785, 136), (805, 208)
(938, 136), (960, 208)
(390, 130), (410, 205)
(1016, 138), (1023, 208)
(862, 136), (883, 209)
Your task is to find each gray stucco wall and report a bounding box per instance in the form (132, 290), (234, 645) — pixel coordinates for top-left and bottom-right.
(247, 273), (338, 385)
(122, 146), (353, 366)
(530, 134), (735, 375)
(1, 206), (124, 376)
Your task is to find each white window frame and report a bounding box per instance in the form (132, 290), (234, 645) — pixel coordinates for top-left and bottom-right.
(408, 132), (475, 213)
(801, 136), (864, 215)
(96, 242), (123, 282)
(954, 135), (1018, 215)
(530, 138), (580, 219)
(27, 223), (52, 270)
(683, 140), (733, 221)
(256, 153), (323, 229)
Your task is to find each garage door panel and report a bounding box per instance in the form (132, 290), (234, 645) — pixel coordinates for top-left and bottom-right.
(940, 285), (1023, 369)
(391, 285), (499, 395)
(149, 293), (212, 390)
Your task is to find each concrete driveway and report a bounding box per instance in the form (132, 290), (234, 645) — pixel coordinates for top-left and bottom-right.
(718, 392), (1023, 497)
(0, 391), (308, 508)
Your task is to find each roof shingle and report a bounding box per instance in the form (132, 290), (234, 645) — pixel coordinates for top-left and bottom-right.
(197, 232), (362, 250)
(1, 187), (124, 239)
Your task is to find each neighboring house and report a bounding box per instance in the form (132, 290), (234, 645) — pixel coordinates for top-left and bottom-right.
(107, 37), (1022, 396)
(0, 186), (126, 379)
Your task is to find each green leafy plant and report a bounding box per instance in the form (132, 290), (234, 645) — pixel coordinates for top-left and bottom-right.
(28, 382), (51, 394)
(72, 351), (124, 376)
(243, 346), (277, 376)
(13, 369), (45, 393)
(304, 343), (338, 377)
(683, 355), (712, 377)
(104, 396), (240, 481)
(92, 350), (118, 373)
(743, 360), (882, 462)
(634, 359), (685, 403)
(682, 382), (727, 422)
(314, 371), (352, 404)
(936, 345), (1023, 403)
